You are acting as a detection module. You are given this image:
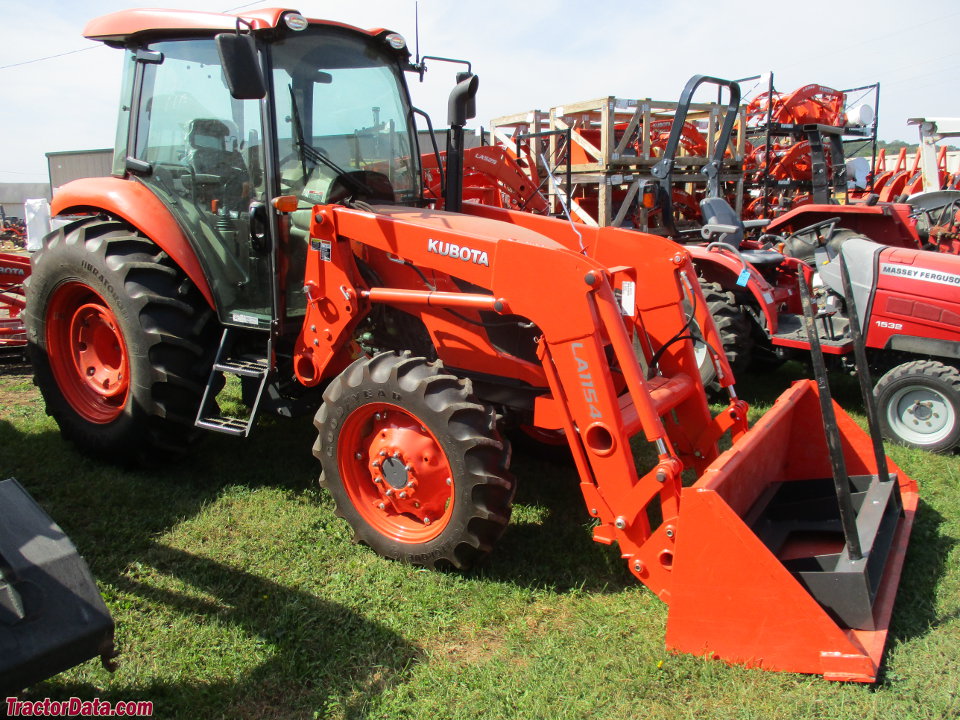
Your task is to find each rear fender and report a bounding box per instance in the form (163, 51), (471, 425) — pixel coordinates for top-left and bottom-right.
(50, 177), (215, 308)
(767, 203), (920, 250)
(686, 246), (780, 332)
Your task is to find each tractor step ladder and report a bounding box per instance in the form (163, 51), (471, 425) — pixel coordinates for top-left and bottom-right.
(745, 257), (902, 628)
(195, 327), (271, 437)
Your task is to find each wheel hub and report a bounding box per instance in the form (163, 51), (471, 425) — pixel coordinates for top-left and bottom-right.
(381, 456), (410, 489)
(70, 303), (126, 399)
(906, 401), (934, 423)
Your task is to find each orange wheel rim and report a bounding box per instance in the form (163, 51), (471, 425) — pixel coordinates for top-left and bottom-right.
(338, 403), (454, 543)
(46, 281), (130, 424)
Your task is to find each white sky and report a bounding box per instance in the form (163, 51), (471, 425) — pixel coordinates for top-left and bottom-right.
(1, 0), (958, 184)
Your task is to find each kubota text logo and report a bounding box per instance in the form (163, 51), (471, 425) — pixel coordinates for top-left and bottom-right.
(427, 239), (489, 266)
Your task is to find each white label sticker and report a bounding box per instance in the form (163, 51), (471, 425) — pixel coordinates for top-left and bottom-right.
(620, 281), (636, 316)
(880, 263), (960, 288)
(231, 312), (260, 326)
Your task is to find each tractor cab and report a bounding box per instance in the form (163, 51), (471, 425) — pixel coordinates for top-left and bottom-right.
(89, 9), (423, 333)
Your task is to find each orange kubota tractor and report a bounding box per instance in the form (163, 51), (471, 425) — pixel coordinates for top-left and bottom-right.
(25, 8), (917, 681)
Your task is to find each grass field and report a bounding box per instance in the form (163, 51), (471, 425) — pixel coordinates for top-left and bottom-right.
(1, 357), (958, 719)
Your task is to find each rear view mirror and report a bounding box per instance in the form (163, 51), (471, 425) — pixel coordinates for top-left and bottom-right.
(448, 73), (478, 128)
(216, 33), (266, 100)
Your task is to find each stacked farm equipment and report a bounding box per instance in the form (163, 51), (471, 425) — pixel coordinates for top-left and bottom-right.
(488, 90), (746, 232)
(1, 216), (27, 249)
(740, 76), (880, 219)
(21, 8), (921, 683)
(647, 78), (960, 453)
(483, 75), (960, 453)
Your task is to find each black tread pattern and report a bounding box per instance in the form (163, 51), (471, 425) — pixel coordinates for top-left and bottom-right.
(25, 219), (218, 462)
(699, 280), (753, 387)
(314, 351), (514, 570)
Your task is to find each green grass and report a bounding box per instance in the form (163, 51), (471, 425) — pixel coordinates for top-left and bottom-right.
(1, 358), (958, 719)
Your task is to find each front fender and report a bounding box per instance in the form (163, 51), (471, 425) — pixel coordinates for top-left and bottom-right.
(51, 177), (214, 308)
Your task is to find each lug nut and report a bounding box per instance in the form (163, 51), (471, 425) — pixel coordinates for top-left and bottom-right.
(399, 492), (408, 499)
(371, 460), (381, 468)
(405, 464), (414, 472)
(378, 503), (386, 510)
(385, 489), (393, 496)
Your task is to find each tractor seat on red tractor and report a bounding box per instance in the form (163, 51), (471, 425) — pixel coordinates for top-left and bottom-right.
(699, 196), (786, 267)
(184, 117), (248, 211)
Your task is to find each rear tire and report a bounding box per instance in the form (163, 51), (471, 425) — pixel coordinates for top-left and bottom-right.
(314, 351), (515, 569)
(874, 360), (960, 453)
(696, 280), (753, 389)
(24, 219), (218, 464)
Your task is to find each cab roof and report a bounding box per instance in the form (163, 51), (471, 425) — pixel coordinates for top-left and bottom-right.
(83, 7), (391, 45)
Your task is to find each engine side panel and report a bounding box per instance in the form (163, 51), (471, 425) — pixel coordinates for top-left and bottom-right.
(865, 244), (960, 353)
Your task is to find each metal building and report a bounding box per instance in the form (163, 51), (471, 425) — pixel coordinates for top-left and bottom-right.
(46, 149), (113, 190)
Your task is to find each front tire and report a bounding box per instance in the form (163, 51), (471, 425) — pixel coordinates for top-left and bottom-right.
(874, 360), (960, 453)
(24, 219), (218, 463)
(314, 351), (515, 569)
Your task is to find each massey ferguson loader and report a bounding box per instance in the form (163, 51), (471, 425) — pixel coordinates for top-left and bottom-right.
(24, 7), (918, 681)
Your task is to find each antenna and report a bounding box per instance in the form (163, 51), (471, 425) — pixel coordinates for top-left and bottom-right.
(414, 1), (420, 65)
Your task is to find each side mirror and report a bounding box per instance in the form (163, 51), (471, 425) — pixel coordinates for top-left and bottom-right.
(216, 33), (266, 100)
(447, 73), (479, 128)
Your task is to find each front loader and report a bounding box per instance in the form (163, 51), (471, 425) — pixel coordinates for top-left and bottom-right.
(24, 7), (917, 681)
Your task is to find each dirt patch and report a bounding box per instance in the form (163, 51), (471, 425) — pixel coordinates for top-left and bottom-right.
(434, 628), (508, 668)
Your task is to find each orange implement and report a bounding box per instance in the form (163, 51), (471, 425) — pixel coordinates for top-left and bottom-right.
(667, 380), (916, 681)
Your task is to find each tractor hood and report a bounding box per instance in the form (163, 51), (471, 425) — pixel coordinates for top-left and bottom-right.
(366, 206), (568, 251)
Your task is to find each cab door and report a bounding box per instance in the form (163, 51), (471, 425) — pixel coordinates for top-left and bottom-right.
(129, 38), (274, 330)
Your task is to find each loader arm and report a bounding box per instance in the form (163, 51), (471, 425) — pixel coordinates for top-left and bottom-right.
(295, 203), (747, 600)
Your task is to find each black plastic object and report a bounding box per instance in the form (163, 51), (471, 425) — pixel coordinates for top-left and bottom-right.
(445, 73), (479, 213)
(0, 478), (115, 693)
(216, 32), (266, 100)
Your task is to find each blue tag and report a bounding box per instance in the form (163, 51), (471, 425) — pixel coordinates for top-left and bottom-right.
(736, 269), (750, 287)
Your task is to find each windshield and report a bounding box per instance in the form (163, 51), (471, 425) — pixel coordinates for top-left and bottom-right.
(270, 27), (420, 206)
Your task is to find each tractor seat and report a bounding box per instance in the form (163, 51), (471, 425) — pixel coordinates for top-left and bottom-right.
(740, 248), (786, 267)
(700, 196), (744, 245)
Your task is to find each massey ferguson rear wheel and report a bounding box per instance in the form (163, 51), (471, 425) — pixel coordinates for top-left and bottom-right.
(874, 360), (960, 453)
(24, 219), (218, 463)
(697, 280), (753, 389)
(314, 351), (515, 569)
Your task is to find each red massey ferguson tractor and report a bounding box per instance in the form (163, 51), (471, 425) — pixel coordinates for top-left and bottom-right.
(24, 7), (918, 681)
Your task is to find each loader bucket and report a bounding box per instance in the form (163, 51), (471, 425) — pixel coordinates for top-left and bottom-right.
(665, 380), (917, 682)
